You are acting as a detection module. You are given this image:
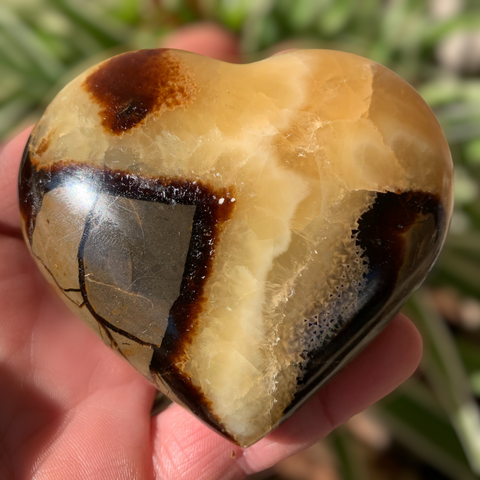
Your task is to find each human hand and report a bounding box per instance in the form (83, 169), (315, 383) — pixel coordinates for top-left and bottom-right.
(0, 24), (422, 479)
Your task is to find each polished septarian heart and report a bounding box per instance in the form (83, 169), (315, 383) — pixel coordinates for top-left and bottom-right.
(18, 49), (453, 447)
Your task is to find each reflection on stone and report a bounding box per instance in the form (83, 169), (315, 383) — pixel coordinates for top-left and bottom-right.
(18, 49), (453, 447)
(82, 195), (196, 346)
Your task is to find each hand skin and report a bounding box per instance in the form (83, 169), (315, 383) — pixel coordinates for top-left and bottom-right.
(0, 24), (422, 480)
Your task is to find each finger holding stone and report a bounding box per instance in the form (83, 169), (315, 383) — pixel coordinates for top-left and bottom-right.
(161, 22), (241, 63)
(0, 127), (32, 235)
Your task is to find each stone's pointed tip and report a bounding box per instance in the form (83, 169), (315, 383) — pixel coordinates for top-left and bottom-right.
(21, 49), (453, 446)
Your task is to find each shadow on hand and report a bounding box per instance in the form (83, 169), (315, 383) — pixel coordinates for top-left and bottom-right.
(0, 365), (65, 478)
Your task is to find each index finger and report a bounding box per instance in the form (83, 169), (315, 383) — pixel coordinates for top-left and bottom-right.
(0, 126), (33, 236)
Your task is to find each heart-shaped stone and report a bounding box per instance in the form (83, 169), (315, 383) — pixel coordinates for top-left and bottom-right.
(18, 49), (453, 447)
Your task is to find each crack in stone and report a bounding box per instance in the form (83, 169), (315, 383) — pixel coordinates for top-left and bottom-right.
(85, 276), (155, 309)
(31, 251), (83, 307)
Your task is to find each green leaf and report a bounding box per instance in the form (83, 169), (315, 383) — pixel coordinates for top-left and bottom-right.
(446, 232), (480, 261)
(0, 5), (64, 81)
(108, 0), (142, 24)
(285, 0), (326, 32)
(465, 139), (480, 166)
(328, 427), (365, 480)
(376, 380), (478, 479)
(464, 199), (480, 230)
(420, 80), (480, 107)
(456, 337), (480, 397)
(0, 95), (31, 139)
(454, 167), (479, 206)
(422, 15), (480, 47)
(317, 0), (354, 36)
(405, 294), (480, 474)
(49, 0), (127, 48)
(215, 0), (262, 31)
(437, 249), (480, 297)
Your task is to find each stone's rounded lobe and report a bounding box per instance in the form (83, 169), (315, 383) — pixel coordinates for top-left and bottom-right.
(83, 49), (197, 134)
(18, 49), (453, 447)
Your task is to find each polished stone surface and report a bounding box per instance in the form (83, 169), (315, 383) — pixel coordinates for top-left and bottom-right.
(18, 49), (453, 447)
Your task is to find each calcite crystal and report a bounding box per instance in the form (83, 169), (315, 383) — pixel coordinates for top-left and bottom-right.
(18, 49), (453, 447)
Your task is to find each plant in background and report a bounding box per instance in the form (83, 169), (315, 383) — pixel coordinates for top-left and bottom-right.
(1, 0), (480, 478)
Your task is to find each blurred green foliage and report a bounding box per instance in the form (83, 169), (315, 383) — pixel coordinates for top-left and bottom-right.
(1, 0), (480, 478)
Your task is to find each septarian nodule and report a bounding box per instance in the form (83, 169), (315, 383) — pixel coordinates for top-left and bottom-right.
(19, 49), (453, 447)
